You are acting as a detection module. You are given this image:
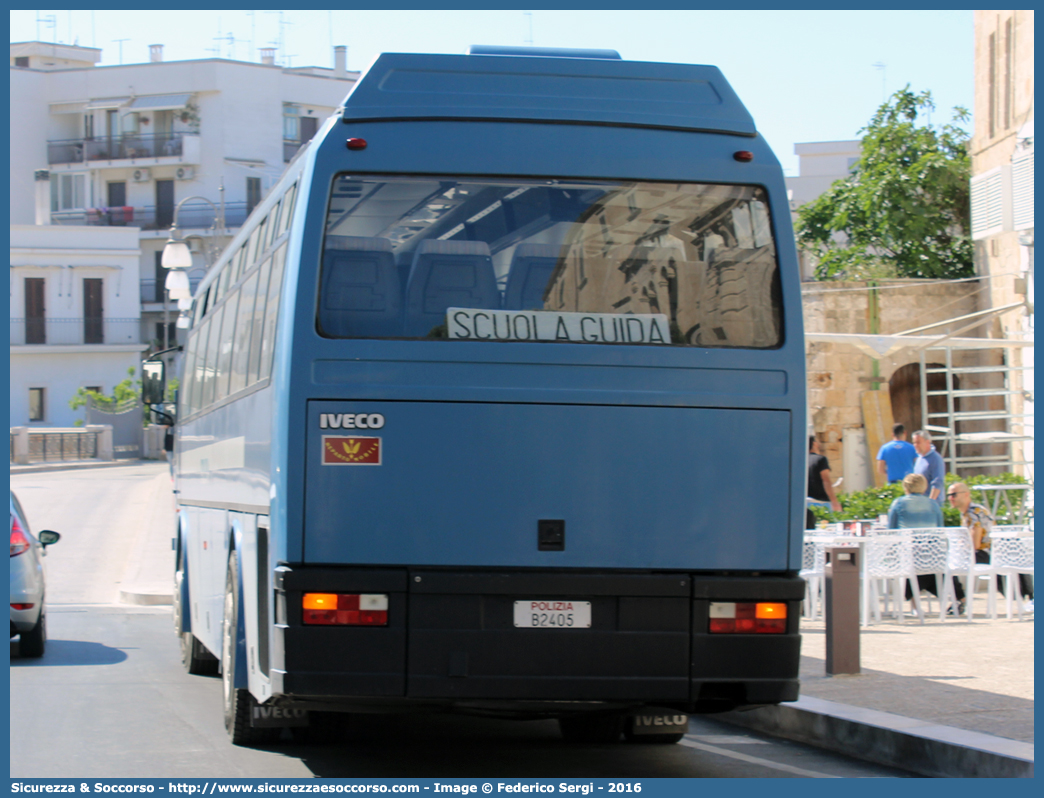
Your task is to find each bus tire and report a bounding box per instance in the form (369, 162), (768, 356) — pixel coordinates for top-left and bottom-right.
(19, 610), (46, 658)
(558, 713), (624, 744)
(222, 549), (278, 745)
(175, 548), (218, 675)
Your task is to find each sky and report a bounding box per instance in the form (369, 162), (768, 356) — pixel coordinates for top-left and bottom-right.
(9, 9), (974, 176)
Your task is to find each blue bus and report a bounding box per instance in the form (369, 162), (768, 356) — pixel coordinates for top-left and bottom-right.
(145, 46), (807, 746)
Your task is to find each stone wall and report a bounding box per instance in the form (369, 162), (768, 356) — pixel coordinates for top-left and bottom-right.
(802, 279), (1014, 491)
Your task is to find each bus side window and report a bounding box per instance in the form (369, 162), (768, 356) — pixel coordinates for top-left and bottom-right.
(278, 183), (297, 238)
(212, 263), (231, 307)
(247, 256), (274, 387)
(200, 303), (227, 409)
(257, 243), (287, 383)
(193, 286), (209, 326)
(265, 201), (282, 250)
(231, 244), (248, 286)
(179, 331), (198, 418)
(253, 218), (269, 265)
(228, 269), (261, 396)
(214, 289), (241, 404)
(187, 317), (212, 415)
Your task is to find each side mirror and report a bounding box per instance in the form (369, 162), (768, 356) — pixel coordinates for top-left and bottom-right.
(142, 360), (166, 405)
(38, 530), (60, 547)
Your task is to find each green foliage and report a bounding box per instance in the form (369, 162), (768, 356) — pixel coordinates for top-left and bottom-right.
(68, 366), (141, 413)
(796, 87), (973, 281)
(811, 472), (1031, 527)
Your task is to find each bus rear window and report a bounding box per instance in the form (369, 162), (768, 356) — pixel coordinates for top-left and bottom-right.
(319, 175), (782, 348)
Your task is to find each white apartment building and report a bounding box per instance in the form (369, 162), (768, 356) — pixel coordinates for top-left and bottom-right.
(784, 140), (861, 281)
(10, 224), (143, 427)
(9, 40), (358, 427)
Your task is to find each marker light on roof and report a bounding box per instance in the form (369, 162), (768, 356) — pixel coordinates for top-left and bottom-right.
(346, 138), (368, 151)
(708, 602), (786, 634)
(303, 593), (388, 626)
(733, 151), (754, 162)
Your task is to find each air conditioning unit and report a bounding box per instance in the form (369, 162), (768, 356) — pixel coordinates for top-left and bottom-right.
(132, 168), (151, 183)
(175, 166), (195, 181)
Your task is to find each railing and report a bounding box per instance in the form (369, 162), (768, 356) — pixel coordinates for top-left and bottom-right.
(10, 318), (141, 346)
(47, 133), (185, 165)
(10, 428), (100, 463)
(140, 276), (204, 303)
(52, 201), (249, 231)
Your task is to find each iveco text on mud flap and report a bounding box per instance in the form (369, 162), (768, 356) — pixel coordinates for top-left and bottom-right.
(151, 45), (808, 746)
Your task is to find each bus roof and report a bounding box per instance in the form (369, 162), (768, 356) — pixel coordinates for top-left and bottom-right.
(340, 51), (756, 137)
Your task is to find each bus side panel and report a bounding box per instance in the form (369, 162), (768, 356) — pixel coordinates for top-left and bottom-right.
(304, 401), (791, 571)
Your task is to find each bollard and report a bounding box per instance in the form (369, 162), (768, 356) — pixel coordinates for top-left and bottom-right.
(824, 547), (860, 675)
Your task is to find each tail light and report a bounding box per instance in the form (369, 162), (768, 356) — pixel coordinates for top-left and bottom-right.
(11, 603), (35, 610)
(709, 602), (787, 634)
(303, 593), (388, 626)
(10, 515), (31, 557)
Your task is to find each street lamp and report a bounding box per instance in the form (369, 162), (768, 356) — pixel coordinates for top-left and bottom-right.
(160, 195), (224, 347)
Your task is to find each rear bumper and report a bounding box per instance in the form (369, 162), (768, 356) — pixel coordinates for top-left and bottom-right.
(271, 567), (802, 712)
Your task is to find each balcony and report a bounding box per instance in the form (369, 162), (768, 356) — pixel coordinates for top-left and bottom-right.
(47, 133), (200, 167)
(284, 138), (306, 163)
(52, 201), (250, 231)
(10, 318), (141, 346)
(140, 276), (204, 304)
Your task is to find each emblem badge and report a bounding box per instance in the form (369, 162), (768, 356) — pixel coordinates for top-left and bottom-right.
(322, 435), (382, 465)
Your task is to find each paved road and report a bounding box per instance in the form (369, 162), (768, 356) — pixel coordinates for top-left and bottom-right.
(10, 464), (915, 779)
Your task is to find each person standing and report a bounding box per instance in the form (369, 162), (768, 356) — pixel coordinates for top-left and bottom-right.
(876, 423), (917, 484)
(911, 430), (945, 506)
(947, 482), (1033, 610)
(807, 435), (841, 528)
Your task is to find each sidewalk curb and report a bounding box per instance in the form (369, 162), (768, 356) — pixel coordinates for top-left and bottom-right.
(10, 458), (162, 475)
(718, 695), (1033, 778)
(119, 590), (173, 606)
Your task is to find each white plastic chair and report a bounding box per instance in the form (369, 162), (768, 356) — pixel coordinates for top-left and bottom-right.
(945, 527), (998, 620)
(800, 539), (826, 620)
(865, 532), (923, 624)
(992, 535), (1034, 620)
(908, 528), (957, 621)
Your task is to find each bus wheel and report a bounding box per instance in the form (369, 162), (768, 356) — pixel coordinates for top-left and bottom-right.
(175, 552), (217, 675)
(222, 550), (278, 745)
(558, 713), (624, 744)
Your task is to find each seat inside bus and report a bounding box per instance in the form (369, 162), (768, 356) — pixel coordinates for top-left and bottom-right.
(404, 239), (500, 337)
(503, 243), (562, 311)
(319, 235), (402, 338)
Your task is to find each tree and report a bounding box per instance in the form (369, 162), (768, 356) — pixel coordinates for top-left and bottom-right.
(68, 366), (141, 426)
(68, 367), (179, 426)
(796, 87), (973, 280)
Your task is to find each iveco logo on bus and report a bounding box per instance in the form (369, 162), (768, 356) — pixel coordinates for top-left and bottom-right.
(319, 413), (385, 430)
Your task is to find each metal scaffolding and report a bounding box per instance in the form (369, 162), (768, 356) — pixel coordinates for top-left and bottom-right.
(919, 341), (1034, 476)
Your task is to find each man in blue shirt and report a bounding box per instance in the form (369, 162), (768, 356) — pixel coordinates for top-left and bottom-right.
(876, 423), (917, 483)
(912, 429), (945, 506)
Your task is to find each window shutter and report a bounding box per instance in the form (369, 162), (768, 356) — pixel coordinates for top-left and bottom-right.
(1012, 151), (1033, 231)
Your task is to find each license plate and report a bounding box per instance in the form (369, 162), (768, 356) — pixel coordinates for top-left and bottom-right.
(513, 600), (591, 628)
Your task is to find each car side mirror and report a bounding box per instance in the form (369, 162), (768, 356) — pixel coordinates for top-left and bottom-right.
(38, 530), (60, 547)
